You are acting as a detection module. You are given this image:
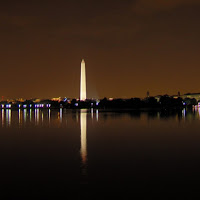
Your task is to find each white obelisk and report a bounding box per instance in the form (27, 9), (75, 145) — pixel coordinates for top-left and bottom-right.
(80, 59), (86, 101)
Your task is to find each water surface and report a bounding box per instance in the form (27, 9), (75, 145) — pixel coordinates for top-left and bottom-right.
(0, 108), (200, 198)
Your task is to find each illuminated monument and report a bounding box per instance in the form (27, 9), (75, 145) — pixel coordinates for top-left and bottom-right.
(80, 59), (86, 101)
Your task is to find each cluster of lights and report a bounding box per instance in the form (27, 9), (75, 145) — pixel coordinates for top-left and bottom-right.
(18, 104), (31, 108)
(96, 100), (100, 106)
(1, 104), (12, 108)
(6, 104), (12, 108)
(1, 104), (51, 109)
(34, 104), (51, 108)
(35, 104), (44, 108)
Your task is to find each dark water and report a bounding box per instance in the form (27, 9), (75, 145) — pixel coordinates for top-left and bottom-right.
(0, 107), (200, 198)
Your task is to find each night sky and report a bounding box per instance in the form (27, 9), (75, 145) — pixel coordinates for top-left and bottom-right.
(0, 0), (200, 99)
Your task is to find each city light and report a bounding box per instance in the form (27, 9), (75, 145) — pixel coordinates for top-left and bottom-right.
(6, 104), (11, 108)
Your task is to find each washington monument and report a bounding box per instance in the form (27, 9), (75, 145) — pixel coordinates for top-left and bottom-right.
(80, 59), (86, 101)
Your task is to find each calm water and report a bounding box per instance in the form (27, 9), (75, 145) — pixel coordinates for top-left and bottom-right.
(0, 107), (200, 198)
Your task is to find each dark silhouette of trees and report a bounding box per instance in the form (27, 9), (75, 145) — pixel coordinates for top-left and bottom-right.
(0, 95), (191, 110)
(183, 98), (197, 107)
(159, 95), (183, 108)
(97, 95), (183, 110)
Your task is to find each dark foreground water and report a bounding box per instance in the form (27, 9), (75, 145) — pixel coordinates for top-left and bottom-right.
(0, 107), (200, 198)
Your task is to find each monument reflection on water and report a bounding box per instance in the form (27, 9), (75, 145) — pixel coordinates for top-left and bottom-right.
(80, 109), (88, 183)
(80, 109), (87, 165)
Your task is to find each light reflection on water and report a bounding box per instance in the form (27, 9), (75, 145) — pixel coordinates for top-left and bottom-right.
(6, 109), (11, 127)
(1, 109), (4, 127)
(0, 107), (200, 128)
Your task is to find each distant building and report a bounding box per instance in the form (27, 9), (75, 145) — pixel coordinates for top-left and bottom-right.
(154, 95), (162, 102)
(51, 97), (62, 102)
(147, 91), (150, 98)
(171, 93), (200, 103)
(181, 93), (200, 101)
(33, 98), (41, 103)
(51, 97), (69, 102)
